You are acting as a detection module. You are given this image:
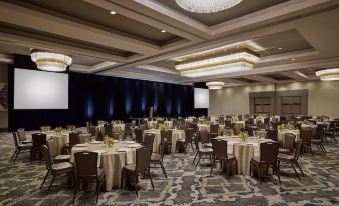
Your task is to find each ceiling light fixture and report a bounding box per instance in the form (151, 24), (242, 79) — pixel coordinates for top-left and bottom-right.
(175, 0), (243, 13)
(206, 81), (225, 90)
(110, 11), (116, 14)
(291, 58), (296, 61)
(316, 68), (339, 81)
(30, 49), (72, 72)
(174, 47), (260, 78)
(161, 30), (166, 33)
(278, 47), (283, 50)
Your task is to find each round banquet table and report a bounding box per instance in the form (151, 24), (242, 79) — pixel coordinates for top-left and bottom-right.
(197, 124), (225, 135)
(147, 121), (158, 129)
(70, 141), (141, 191)
(214, 136), (274, 175)
(233, 121), (245, 135)
(278, 129), (300, 145)
(143, 129), (185, 153)
(98, 124), (125, 136)
(301, 124), (318, 136)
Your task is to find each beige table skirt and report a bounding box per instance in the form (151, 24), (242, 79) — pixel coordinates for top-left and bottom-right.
(71, 142), (138, 191)
(234, 144), (255, 176)
(144, 129), (185, 153)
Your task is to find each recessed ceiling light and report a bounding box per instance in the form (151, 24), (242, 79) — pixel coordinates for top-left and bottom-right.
(291, 58), (296, 61)
(110, 11), (116, 15)
(278, 47), (283, 50)
(161, 30), (166, 33)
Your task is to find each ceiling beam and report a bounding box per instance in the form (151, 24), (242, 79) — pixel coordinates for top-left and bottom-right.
(0, 54), (13, 64)
(281, 71), (310, 80)
(0, 1), (160, 55)
(135, 65), (179, 75)
(246, 75), (278, 83)
(259, 49), (318, 63)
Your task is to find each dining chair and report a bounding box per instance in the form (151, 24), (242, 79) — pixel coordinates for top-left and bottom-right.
(278, 140), (304, 180)
(311, 124), (327, 155)
(210, 139), (238, 176)
(177, 128), (195, 153)
(134, 128), (144, 143)
(11, 132), (32, 162)
(73, 152), (105, 204)
(121, 146), (154, 197)
(265, 129), (278, 142)
(104, 123), (113, 137)
(64, 132), (79, 154)
(143, 133), (155, 147)
(193, 136), (213, 167)
(160, 130), (173, 154)
(31, 133), (47, 161)
(124, 123), (132, 139)
(210, 124), (219, 139)
(150, 139), (167, 178)
(47, 138), (70, 163)
(40, 145), (74, 194)
(200, 130), (211, 148)
(279, 133), (296, 154)
(17, 128), (31, 144)
(300, 128), (313, 155)
(250, 142), (281, 184)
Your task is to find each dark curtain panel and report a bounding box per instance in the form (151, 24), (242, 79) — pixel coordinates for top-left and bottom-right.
(8, 54), (206, 130)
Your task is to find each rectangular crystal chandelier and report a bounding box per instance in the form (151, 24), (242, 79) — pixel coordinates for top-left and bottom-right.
(174, 47), (260, 78)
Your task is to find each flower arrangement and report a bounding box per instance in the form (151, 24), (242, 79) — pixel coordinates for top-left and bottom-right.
(54, 127), (62, 134)
(239, 131), (249, 142)
(104, 135), (115, 147)
(159, 124), (168, 131)
(277, 124), (285, 131)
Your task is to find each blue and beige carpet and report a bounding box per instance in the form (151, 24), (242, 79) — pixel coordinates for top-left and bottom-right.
(0, 132), (339, 206)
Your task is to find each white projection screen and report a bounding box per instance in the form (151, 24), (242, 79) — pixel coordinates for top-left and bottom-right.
(194, 88), (209, 108)
(14, 68), (68, 109)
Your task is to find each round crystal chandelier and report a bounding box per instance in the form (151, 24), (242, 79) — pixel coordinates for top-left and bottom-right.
(175, 0), (243, 13)
(315, 68), (339, 81)
(30, 49), (72, 72)
(206, 81), (225, 90)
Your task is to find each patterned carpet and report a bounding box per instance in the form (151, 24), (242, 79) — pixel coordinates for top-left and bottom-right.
(1, 131), (339, 206)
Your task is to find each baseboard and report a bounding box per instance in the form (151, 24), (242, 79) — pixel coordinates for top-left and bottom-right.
(0, 128), (8, 132)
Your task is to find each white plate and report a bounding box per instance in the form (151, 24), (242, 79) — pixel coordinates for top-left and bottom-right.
(92, 150), (107, 154)
(91, 141), (103, 144)
(128, 144), (141, 148)
(76, 144), (88, 147)
(124, 141), (135, 144)
(117, 148), (129, 152)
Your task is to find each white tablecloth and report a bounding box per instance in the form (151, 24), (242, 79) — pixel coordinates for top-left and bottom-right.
(143, 129), (185, 153)
(70, 141), (141, 191)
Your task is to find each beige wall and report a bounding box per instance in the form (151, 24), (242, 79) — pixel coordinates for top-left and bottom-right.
(0, 64), (8, 130)
(209, 80), (339, 118)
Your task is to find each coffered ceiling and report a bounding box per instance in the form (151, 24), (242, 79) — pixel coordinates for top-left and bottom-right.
(0, 0), (339, 87)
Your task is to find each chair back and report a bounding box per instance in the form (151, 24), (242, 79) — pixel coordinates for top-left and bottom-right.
(283, 133), (296, 150)
(17, 128), (26, 141)
(74, 152), (98, 180)
(160, 138), (167, 161)
(32, 133), (47, 149)
(47, 138), (57, 159)
(300, 129), (312, 144)
(259, 142), (279, 164)
(172, 119), (178, 128)
(264, 118), (270, 124)
(143, 133), (155, 147)
(193, 136), (201, 152)
(12, 132), (20, 148)
(189, 123), (198, 133)
(210, 124), (219, 134)
(69, 132), (79, 147)
(160, 130), (173, 142)
(134, 128), (143, 143)
(211, 138), (227, 159)
(184, 128), (194, 143)
(315, 124), (326, 140)
(124, 123), (132, 134)
(89, 125), (96, 137)
(244, 126), (254, 136)
(265, 129), (278, 142)
(225, 120), (232, 128)
(104, 123), (113, 136)
(135, 146), (153, 173)
(200, 130), (210, 144)
(42, 145), (53, 170)
(218, 116), (225, 125)
(259, 123), (267, 130)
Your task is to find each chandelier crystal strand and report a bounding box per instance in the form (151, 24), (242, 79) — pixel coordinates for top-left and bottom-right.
(315, 68), (339, 81)
(206, 81), (225, 90)
(175, 0), (243, 13)
(31, 49), (72, 72)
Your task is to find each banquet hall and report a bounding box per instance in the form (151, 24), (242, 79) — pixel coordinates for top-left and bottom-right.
(1, 0), (339, 205)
